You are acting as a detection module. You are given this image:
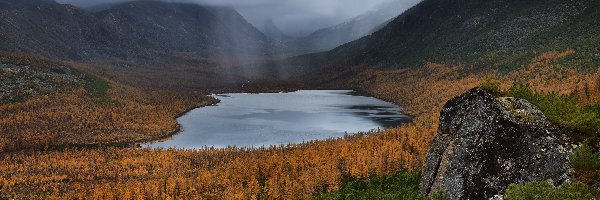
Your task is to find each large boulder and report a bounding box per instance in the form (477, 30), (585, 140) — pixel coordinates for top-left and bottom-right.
(419, 88), (574, 199)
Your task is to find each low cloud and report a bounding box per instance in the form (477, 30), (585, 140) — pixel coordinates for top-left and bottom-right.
(56, 0), (419, 36)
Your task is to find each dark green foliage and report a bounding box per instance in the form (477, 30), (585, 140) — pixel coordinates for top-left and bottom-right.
(504, 180), (594, 200)
(504, 84), (535, 101)
(502, 84), (600, 141)
(82, 72), (112, 104)
(571, 138), (600, 184)
(429, 190), (449, 200)
(479, 80), (502, 97)
(315, 171), (448, 200)
(583, 104), (600, 117)
(571, 138), (600, 171)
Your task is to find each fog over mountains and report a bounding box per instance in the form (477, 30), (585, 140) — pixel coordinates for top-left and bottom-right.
(0, 0), (422, 59)
(288, 0), (421, 52)
(0, 0), (281, 61)
(290, 0), (600, 71)
(56, 0), (420, 37)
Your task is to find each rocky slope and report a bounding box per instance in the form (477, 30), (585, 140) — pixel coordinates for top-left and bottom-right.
(420, 88), (575, 199)
(294, 0), (600, 70)
(0, 0), (54, 10)
(0, 54), (91, 103)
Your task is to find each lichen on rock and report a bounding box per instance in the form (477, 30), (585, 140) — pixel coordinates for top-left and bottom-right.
(419, 88), (575, 200)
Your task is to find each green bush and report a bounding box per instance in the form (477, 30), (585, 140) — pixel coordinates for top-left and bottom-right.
(583, 104), (600, 117)
(429, 190), (449, 200)
(504, 180), (594, 200)
(479, 80), (502, 97)
(85, 74), (110, 98)
(315, 171), (447, 200)
(500, 83), (600, 141)
(504, 83), (535, 102)
(81, 72), (116, 105)
(571, 138), (600, 184)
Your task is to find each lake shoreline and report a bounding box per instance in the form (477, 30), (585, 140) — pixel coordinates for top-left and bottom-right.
(144, 90), (412, 149)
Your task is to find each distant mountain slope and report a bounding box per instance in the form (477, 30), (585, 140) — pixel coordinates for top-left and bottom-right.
(0, 0), (55, 10)
(302, 0), (600, 70)
(261, 19), (294, 42)
(289, 0), (419, 52)
(0, 2), (114, 59)
(0, 0), (278, 61)
(95, 1), (277, 55)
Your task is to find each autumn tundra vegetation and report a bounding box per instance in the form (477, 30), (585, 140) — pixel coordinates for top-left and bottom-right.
(0, 49), (599, 199)
(0, 53), (218, 153)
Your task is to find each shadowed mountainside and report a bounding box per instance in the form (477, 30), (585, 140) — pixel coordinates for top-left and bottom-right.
(0, 0), (281, 61)
(288, 0), (418, 53)
(291, 0), (600, 70)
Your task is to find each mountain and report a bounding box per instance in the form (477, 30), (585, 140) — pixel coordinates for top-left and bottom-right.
(0, 0), (279, 61)
(0, 2), (114, 59)
(0, 0), (55, 10)
(95, 1), (277, 56)
(261, 19), (294, 42)
(289, 0), (420, 52)
(309, 0), (600, 69)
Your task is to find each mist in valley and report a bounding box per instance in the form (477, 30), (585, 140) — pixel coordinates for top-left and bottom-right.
(1, 0), (421, 88)
(56, 0), (420, 38)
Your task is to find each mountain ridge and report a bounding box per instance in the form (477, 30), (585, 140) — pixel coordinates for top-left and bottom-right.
(295, 0), (600, 70)
(261, 19), (294, 43)
(0, 0), (279, 61)
(287, 0), (418, 53)
(0, 0), (55, 10)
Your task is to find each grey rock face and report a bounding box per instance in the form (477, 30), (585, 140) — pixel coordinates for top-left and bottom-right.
(419, 88), (573, 200)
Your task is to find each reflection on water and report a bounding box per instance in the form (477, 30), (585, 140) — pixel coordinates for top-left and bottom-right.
(145, 90), (411, 149)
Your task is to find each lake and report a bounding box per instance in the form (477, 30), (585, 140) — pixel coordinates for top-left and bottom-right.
(145, 90), (411, 149)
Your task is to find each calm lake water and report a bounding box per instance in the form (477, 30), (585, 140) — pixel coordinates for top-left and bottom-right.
(145, 90), (411, 149)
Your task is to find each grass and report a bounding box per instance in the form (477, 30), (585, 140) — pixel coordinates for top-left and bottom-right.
(82, 72), (113, 105)
(571, 138), (600, 185)
(480, 82), (600, 141)
(314, 171), (447, 200)
(504, 180), (594, 200)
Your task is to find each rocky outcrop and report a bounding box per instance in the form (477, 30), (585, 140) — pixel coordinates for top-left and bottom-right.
(420, 88), (574, 200)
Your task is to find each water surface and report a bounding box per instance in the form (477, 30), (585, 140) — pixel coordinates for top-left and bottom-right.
(146, 90), (410, 149)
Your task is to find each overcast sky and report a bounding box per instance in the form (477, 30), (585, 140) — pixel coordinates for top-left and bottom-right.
(56, 0), (419, 37)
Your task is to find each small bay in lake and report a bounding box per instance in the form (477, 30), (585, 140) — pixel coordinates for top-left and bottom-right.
(146, 90), (411, 149)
